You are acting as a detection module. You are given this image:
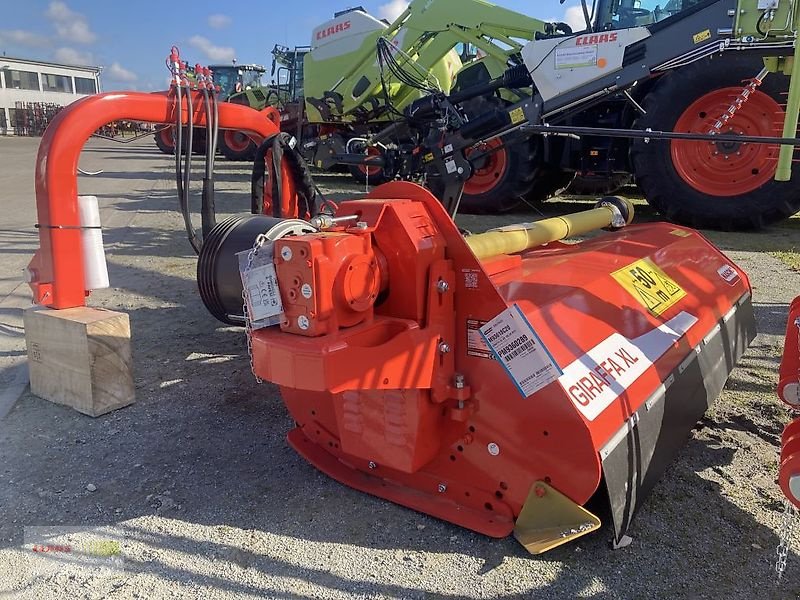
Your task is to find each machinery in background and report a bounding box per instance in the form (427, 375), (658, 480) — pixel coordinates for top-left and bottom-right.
(256, 2), (553, 212)
(305, 0), (800, 227)
(153, 62), (281, 161)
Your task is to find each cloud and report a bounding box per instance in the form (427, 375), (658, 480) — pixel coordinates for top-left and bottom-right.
(0, 29), (50, 48)
(377, 0), (409, 21)
(188, 35), (235, 63)
(45, 1), (96, 44)
(563, 5), (589, 31)
(106, 62), (137, 82)
(207, 14), (232, 29)
(54, 46), (94, 65)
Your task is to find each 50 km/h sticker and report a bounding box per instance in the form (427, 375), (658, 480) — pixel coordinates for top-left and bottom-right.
(612, 258), (686, 316)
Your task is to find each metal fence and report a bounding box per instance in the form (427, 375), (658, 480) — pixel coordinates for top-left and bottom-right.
(10, 101), (63, 136)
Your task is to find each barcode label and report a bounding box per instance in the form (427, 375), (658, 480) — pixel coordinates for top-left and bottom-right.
(480, 305), (561, 398)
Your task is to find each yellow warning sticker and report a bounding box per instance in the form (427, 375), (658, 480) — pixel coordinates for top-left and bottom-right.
(693, 29), (711, 44)
(669, 229), (692, 238)
(612, 258), (686, 316)
(509, 107), (526, 125)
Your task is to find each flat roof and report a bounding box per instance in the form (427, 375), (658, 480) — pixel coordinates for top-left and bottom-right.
(0, 55), (101, 74)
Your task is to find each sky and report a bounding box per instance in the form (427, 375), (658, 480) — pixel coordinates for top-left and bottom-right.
(0, 0), (585, 91)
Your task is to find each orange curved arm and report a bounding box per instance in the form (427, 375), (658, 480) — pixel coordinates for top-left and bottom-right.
(28, 90), (280, 309)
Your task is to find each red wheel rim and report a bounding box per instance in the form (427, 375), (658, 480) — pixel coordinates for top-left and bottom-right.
(223, 130), (253, 153)
(464, 139), (508, 195)
(356, 146), (383, 177)
(159, 127), (174, 150)
(671, 87), (784, 197)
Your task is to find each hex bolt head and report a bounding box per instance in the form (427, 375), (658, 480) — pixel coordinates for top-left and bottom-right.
(297, 315), (310, 330)
(438, 342), (451, 354)
(454, 373), (465, 389)
(438, 483), (447, 493)
(436, 280), (450, 294)
(368, 461), (377, 470)
(280, 246), (293, 261)
(355, 221), (368, 230)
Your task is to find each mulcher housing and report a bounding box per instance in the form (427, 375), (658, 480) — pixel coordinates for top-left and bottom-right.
(243, 182), (756, 550)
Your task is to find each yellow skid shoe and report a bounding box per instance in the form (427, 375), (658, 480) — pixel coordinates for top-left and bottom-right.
(513, 481), (601, 554)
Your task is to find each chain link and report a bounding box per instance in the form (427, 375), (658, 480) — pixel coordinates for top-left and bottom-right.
(776, 498), (797, 582)
(241, 233), (270, 384)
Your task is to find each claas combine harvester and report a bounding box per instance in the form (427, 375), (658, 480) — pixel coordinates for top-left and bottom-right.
(25, 0), (800, 553)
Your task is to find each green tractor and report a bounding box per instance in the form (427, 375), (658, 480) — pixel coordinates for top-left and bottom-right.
(282, 2), (555, 212)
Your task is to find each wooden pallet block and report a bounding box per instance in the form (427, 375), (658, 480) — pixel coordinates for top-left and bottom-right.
(23, 306), (135, 417)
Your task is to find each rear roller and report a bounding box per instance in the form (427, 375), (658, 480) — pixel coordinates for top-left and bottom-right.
(631, 54), (800, 230)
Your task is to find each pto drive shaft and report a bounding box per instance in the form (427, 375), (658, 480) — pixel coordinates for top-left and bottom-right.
(465, 197), (635, 260)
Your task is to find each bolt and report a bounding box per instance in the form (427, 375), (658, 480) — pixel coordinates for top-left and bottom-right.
(355, 221), (368, 230)
(438, 342), (451, 354)
(457, 166), (464, 175)
(438, 483), (447, 493)
(368, 461), (377, 470)
(280, 246), (293, 261)
(297, 315), (310, 330)
(454, 373), (465, 389)
(436, 280), (450, 294)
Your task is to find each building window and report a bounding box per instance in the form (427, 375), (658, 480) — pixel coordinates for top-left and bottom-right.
(74, 77), (97, 94)
(42, 73), (73, 93)
(0, 108), (6, 130)
(5, 69), (40, 91)
(7, 108), (16, 129)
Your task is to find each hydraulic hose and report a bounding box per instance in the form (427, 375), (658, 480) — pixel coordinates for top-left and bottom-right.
(174, 82), (185, 234)
(201, 84), (217, 238)
(182, 84), (201, 254)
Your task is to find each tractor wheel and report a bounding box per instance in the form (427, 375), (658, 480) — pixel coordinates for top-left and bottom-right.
(219, 130), (258, 161)
(567, 172), (632, 197)
(348, 146), (389, 185)
(631, 54), (800, 230)
(154, 127), (175, 155)
(458, 138), (538, 214)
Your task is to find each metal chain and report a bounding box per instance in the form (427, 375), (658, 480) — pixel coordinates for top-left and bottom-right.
(241, 233), (270, 384)
(776, 498), (797, 582)
(709, 66), (770, 134)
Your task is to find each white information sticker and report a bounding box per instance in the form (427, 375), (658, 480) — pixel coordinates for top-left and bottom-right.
(243, 263), (283, 323)
(555, 45), (598, 69)
(480, 305), (562, 397)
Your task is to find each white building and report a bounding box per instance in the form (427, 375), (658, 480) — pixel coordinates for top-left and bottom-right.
(0, 56), (102, 134)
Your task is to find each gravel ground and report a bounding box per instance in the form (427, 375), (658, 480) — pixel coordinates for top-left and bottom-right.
(1, 137), (800, 599)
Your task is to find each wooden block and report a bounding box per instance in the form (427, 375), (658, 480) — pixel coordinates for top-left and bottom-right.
(23, 306), (135, 417)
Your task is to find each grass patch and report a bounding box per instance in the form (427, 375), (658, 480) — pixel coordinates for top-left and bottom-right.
(769, 248), (800, 270)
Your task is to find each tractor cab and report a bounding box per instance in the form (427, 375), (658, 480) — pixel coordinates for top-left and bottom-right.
(270, 45), (311, 103)
(592, 0), (714, 30)
(210, 64), (267, 101)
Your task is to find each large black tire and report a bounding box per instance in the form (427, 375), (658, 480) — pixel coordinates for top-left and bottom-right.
(154, 127), (175, 155)
(154, 126), (206, 155)
(219, 130), (258, 161)
(631, 54), (800, 230)
(457, 137), (539, 214)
